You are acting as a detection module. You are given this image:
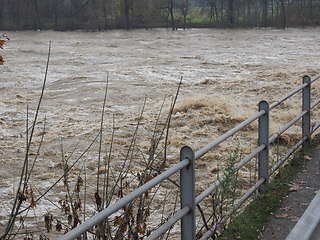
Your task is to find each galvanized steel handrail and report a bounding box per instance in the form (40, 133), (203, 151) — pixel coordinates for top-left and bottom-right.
(311, 97), (320, 109)
(195, 110), (265, 160)
(146, 206), (191, 240)
(311, 73), (320, 83)
(196, 144), (265, 204)
(269, 83), (307, 110)
(269, 136), (307, 175)
(286, 190), (320, 240)
(59, 74), (320, 240)
(269, 110), (308, 143)
(312, 121), (320, 134)
(200, 177), (266, 240)
(201, 74), (317, 237)
(59, 158), (191, 240)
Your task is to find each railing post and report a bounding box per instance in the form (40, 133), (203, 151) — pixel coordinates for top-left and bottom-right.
(258, 100), (270, 194)
(180, 145), (195, 240)
(302, 75), (311, 149)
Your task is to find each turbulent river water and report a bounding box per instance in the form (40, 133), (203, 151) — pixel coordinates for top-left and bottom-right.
(1, 28), (320, 238)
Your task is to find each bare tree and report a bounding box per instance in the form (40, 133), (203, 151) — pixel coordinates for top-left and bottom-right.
(203, 0), (218, 21)
(123, 0), (134, 29)
(168, 0), (175, 29)
(262, 0), (268, 27)
(227, 0), (234, 27)
(279, 0), (286, 28)
(1, 0), (320, 30)
(179, 0), (189, 29)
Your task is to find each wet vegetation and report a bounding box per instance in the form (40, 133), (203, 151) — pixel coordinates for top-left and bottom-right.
(2, 5), (320, 238)
(0, 46), (186, 239)
(1, 0), (320, 30)
(218, 136), (320, 240)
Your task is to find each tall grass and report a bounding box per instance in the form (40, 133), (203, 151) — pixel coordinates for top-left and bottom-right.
(1, 41), (51, 239)
(0, 43), (184, 239)
(2, 41), (302, 240)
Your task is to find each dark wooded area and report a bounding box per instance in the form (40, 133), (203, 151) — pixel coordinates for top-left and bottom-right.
(1, 0), (320, 30)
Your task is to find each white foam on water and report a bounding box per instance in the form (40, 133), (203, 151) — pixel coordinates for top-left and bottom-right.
(1, 28), (320, 238)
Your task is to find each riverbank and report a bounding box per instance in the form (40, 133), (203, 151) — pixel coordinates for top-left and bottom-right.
(218, 135), (320, 239)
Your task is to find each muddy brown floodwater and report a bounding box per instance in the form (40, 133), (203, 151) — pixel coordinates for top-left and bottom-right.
(1, 28), (320, 239)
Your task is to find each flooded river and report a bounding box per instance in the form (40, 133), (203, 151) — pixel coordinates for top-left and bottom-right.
(1, 28), (320, 238)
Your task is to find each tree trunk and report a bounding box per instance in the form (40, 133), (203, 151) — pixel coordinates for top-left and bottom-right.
(280, 0), (286, 29)
(247, 0), (252, 27)
(182, 0), (188, 30)
(227, 0), (234, 27)
(263, 0), (268, 28)
(0, 0), (3, 29)
(124, 0), (131, 29)
(170, 0), (175, 30)
(220, 0), (224, 23)
(271, 0), (274, 24)
(32, 0), (41, 30)
(102, 0), (108, 30)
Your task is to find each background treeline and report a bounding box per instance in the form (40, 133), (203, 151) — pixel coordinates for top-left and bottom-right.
(1, 0), (320, 30)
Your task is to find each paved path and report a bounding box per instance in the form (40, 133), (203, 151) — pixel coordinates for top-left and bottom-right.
(258, 146), (320, 240)
(286, 190), (320, 240)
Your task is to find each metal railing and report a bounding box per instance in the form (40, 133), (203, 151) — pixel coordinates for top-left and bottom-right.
(59, 74), (320, 240)
(285, 190), (320, 240)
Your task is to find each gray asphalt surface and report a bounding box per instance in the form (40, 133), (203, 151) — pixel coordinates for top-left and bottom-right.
(258, 146), (320, 240)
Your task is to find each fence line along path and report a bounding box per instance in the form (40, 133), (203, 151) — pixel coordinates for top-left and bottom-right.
(59, 74), (320, 240)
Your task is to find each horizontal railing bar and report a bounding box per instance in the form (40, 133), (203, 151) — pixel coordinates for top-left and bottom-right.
(269, 110), (307, 144)
(270, 83), (308, 110)
(311, 74), (320, 83)
(58, 158), (190, 240)
(195, 144), (265, 205)
(269, 83), (307, 110)
(146, 206), (190, 240)
(269, 136), (306, 176)
(312, 121), (320, 135)
(195, 110), (265, 160)
(200, 178), (266, 240)
(311, 97), (320, 110)
(57, 74), (320, 240)
(285, 190), (320, 240)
